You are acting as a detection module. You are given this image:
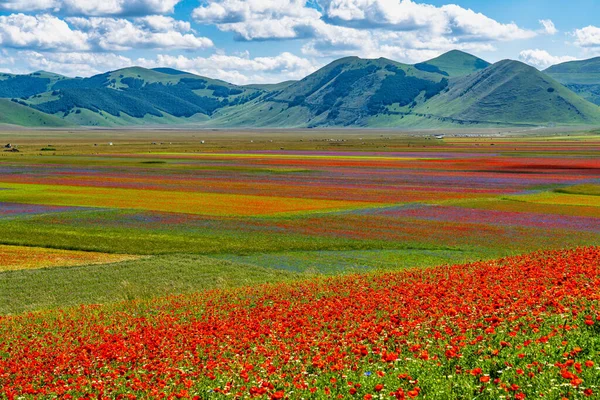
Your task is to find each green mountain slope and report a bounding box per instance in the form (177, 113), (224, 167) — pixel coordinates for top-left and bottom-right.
(414, 50), (491, 77)
(244, 81), (297, 91)
(545, 57), (600, 105)
(418, 60), (600, 125)
(211, 57), (450, 127)
(17, 67), (263, 126)
(0, 99), (71, 127)
(0, 71), (68, 99)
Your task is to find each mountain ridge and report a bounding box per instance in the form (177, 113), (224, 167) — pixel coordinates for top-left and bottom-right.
(1, 51), (600, 128)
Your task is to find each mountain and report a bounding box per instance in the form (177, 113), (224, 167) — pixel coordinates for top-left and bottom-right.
(0, 71), (68, 99)
(14, 67), (264, 127)
(1, 51), (600, 128)
(414, 50), (491, 77)
(212, 57), (600, 128)
(418, 60), (600, 125)
(210, 56), (450, 127)
(545, 58), (600, 105)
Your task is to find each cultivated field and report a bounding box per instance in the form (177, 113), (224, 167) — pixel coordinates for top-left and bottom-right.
(0, 128), (599, 398)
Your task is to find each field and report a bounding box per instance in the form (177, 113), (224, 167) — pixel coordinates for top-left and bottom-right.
(0, 128), (599, 398)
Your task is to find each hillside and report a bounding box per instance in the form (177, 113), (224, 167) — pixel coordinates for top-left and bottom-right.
(12, 67), (264, 126)
(0, 99), (71, 127)
(210, 56), (450, 127)
(414, 50), (491, 77)
(0, 71), (68, 99)
(545, 57), (600, 105)
(417, 60), (600, 126)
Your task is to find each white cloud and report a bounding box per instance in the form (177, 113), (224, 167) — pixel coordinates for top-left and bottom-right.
(193, 0), (535, 63)
(301, 20), (495, 62)
(0, 13), (212, 52)
(572, 25), (600, 48)
(136, 52), (321, 84)
(195, 0), (535, 43)
(0, 0), (59, 12)
(0, 13), (89, 51)
(0, 0), (182, 16)
(539, 19), (557, 35)
(321, 0), (535, 41)
(19, 50), (132, 76)
(65, 16), (213, 51)
(518, 49), (576, 69)
(440, 4), (535, 41)
(193, 0), (321, 40)
(0, 49), (16, 67)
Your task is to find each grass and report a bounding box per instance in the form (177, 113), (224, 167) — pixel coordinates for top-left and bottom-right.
(506, 191), (600, 207)
(0, 247), (506, 315)
(213, 248), (497, 274)
(0, 254), (300, 315)
(555, 184), (600, 196)
(0, 212), (413, 255)
(0, 99), (71, 127)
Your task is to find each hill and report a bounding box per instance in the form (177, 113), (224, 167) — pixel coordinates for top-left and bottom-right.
(418, 60), (600, 125)
(414, 50), (491, 77)
(545, 57), (600, 105)
(210, 56), (450, 127)
(8, 67), (264, 127)
(0, 99), (71, 127)
(0, 71), (68, 99)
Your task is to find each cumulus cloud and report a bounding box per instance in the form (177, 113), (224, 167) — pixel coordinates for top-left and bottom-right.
(0, 0), (58, 12)
(539, 19), (557, 35)
(0, 13), (89, 51)
(321, 1), (536, 41)
(66, 16), (213, 51)
(136, 52), (321, 84)
(2, 49), (320, 83)
(193, 0), (321, 40)
(19, 50), (132, 76)
(0, 0), (182, 16)
(0, 14), (213, 52)
(301, 20), (495, 62)
(518, 49), (576, 69)
(193, 0), (535, 42)
(192, 0), (535, 63)
(572, 25), (600, 48)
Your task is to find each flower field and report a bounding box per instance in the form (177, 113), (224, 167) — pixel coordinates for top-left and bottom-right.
(0, 132), (598, 398)
(0, 245), (138, 271)
(1, 247), (599, 398)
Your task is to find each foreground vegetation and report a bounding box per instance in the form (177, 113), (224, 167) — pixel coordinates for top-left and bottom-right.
(1, 247), (599, 398)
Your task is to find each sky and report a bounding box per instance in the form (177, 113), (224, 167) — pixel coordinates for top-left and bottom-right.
(1, 0), (599, 84)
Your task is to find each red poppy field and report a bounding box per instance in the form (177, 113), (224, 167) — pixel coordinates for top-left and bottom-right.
(0, 131), (599, 398)
(1, 247), (600, 399)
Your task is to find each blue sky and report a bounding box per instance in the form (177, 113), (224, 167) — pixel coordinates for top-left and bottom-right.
(1, 0), (599, 84)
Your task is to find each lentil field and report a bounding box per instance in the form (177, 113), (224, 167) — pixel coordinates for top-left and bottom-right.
(0, 129), (599, 399)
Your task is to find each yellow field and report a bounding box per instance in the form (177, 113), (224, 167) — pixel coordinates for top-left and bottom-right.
(507, 192), (600, 207)
(0, 245), (139, 272)
(0, 183), (377, 216)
